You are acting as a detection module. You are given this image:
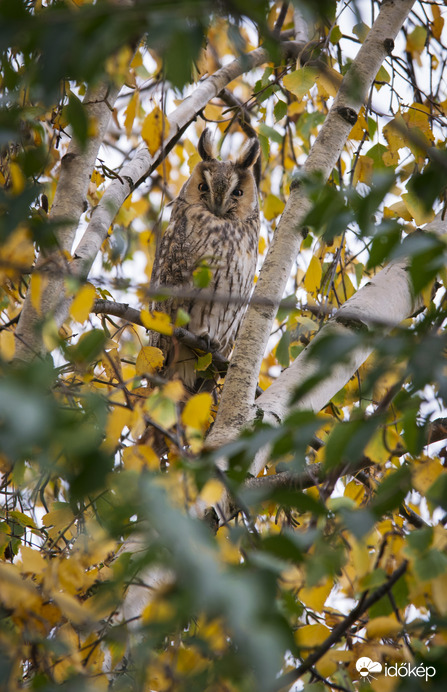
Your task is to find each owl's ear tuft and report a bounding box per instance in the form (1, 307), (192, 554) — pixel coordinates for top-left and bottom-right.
(198, 128), (215, 161)
(236, 138), (260, 170)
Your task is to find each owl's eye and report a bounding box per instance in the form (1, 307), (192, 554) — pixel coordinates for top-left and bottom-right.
(232, 188), (243, 197)
(198, 182), (209, 192)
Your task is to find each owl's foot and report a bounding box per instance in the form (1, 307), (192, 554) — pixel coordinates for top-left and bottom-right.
(198, 333), (221, 353)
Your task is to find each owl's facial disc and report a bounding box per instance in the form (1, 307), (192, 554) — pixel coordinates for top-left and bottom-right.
(202, 168), (239, 217)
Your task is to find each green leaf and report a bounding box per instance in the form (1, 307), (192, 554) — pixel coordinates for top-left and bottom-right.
(339, 508), (375, 539)
(406, 526), (433, 554)
(370, 465), (412, 518)
(426, 473), (447, 511)
(276, 330), (290, 368)
(324, 417), (379, 471)
(66, 92), (88, 147)
(258, 122), (283, 144)
(329, 25), (342, 44)
(195, 352), (212, 371)
(273, 99), (288, 122)
(414, 549), (447, 582)
(193, 264), (212, 288)
(283, 67), (319, 98)
(8, 511), (37, 529)
(65, 329), (107, 366)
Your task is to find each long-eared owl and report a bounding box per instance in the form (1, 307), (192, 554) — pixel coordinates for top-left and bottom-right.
(149, 128), (261, 390)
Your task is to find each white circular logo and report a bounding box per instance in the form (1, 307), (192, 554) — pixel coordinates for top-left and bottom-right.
(356, 656), (383, 678)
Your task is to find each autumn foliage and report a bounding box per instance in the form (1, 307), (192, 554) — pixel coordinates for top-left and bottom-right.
(1, 1), (447, 691)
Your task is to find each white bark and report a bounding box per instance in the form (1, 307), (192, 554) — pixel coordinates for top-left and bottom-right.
(15, 0), (136, 361)
(206, 0), (417, 449)
(215, 210), (446, 496)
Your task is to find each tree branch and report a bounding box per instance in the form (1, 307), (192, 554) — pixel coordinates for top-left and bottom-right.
(274, 560), (408, 691)
(14, 0), (137, 361)
(92, 299), (229, 372)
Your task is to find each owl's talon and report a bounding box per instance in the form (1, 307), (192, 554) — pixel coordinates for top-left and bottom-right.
(199, 334), (220, 353)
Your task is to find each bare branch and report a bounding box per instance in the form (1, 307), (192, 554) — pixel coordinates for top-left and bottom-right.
(273, 560), (408, 691)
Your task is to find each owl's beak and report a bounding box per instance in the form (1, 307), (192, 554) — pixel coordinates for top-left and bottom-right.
(209, 192), (229, 217)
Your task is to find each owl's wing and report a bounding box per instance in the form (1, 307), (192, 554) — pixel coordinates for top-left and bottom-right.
(148, 206), (194, 356)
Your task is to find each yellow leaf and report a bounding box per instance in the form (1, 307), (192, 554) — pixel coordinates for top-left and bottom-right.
(136, 345), (164, 375)
(141, 309), (173, 336)
(9, 162), (25, 195)
(258, 236), (267, 254)
(351, 538), (373, 579)
(124, 90), (139, 136)
(283, 67), (319, 98)
(163, 380), (185, 402)
(316, 66), (342, 98)
(20, 546), (46, 576)
(0, 329), (15, 360)
(145, 392), (177, 429)
(104, 405), (132, 451)
(344, 480), (365, 505)
(42, 504), (75, 535)
(203, 102), (222, 123)
(304, 255), (322, 295)
(195, 352), (212, 372)
(0, 226), (35, 280)
(402, 103), (434, 145)
(431, 5), (444, 41)
(402, 191), (435, 226)
(53, 592), (92, 625)
(58, 557), (85, 594)
(0, 563), (41, 611)
(383, 117), (406, 166)
(142, 599), (175, 623)
(431, 572), (447, 614)
(30, 272), (44, 314)
(295, 623), (331, 647)
(70, 283), (96, 323)
(352, 155), (374, 185)
(366, 616), (401, 639)
(364, 430), (389, 465)
(182, 392), (212, 430)
(349, 107), (369, 141)
(375, 65), (390, 89)
(123, 445), (160, 472)
(199, 479), (225, 505)
(384, 201), (413, 222)
(413, 458), (444, 494)
(299, 578), (332, 611)
(188, 151), (201, 173)
(199, 617), (227, 652)
(406, 26), (428, 64)
(141, 106), (170, 156)
(175, 646), (207, 675)
(103, 347), (122, 381)
(263, 193), (285, 221)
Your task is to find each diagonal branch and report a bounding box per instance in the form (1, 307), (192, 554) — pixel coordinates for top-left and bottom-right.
(274, 560), (408, 691)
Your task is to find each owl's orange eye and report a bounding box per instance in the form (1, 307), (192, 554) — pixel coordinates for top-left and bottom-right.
(198, 182), (209, 192)
(232, 188), (243, 197)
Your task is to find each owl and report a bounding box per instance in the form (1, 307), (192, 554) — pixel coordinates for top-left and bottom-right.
(149, 128), (261, 390)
